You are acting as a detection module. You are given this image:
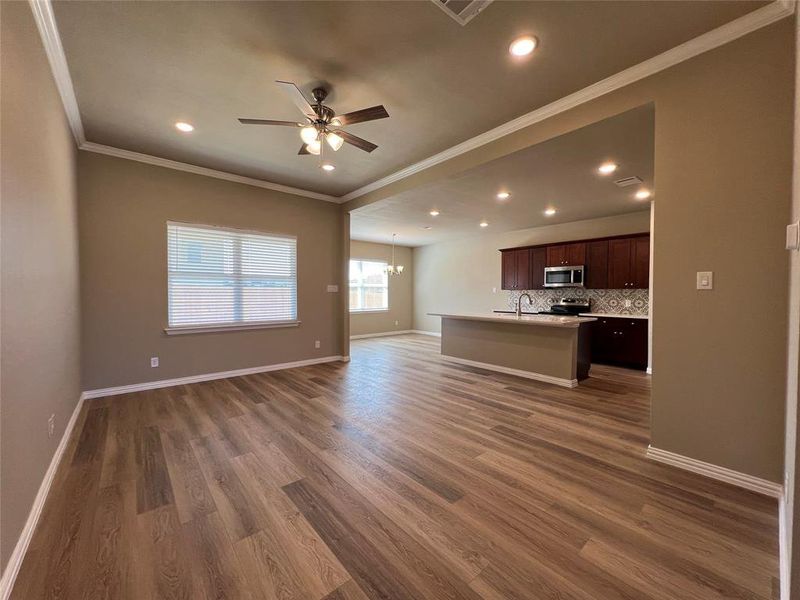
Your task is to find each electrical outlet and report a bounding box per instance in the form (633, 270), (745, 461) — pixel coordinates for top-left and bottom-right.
(394, 320), (399, 326)
(696, 271), (713, 290)
(150, 356), (159, 368)
(48, 414), (55, 439)
(314, 340), (321, 349)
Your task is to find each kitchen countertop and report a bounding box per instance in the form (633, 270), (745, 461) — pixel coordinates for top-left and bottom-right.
(579, 312), (649, 320)
(429, 312), (596, 328)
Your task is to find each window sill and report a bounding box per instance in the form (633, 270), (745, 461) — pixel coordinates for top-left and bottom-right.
(164, 320), (301, 335)
(350, 309), (389, 314)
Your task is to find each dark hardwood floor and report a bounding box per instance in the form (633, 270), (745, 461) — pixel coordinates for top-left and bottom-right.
(12, 334), (778, 599)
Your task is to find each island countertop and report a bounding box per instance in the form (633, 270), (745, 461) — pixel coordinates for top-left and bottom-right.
(428, 312), (596, 329)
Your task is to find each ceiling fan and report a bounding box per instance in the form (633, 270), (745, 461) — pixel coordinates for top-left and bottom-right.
(238, 81), (389, 159)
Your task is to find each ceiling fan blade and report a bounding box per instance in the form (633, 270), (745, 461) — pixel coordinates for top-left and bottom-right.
(238, 118), (303, 126)
(298, 144), (311, 155)
(332, 129), (378, 153)
(275, 80), (316, 117)
(333, 105), (389, 126)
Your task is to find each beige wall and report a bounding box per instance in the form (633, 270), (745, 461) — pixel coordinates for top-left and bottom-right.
(413, 211), (650, 333)
(349, 240), (413, 336)
(0, 3), (82, 570)
(356, 21), (795, 482)
(78, 152), (345, 390)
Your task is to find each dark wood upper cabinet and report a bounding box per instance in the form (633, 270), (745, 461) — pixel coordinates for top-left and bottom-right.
(501, 233), (648, 291)
(607, 239), (633, 289)
(546, 242), (586, 267)
(515, 249), (530, 290)
(632, 236), (650, 289)
(546, 245), (567, 267)
(608, 236), (649, 289)
(501, 250), (517, 290)
(500, 249), (531, 290)
(529, 247), (547, 290)
(585, 240), (608, 289)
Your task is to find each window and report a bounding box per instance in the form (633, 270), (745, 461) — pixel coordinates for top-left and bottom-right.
(349, 259), (388, 312)
(166, 222), (297, 332)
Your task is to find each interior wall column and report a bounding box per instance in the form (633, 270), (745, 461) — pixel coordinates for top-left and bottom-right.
(341, 210), (351, 360)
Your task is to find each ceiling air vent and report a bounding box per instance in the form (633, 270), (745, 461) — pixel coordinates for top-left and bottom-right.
(614, 176), (643, 188)
(431, 0), (493, 26)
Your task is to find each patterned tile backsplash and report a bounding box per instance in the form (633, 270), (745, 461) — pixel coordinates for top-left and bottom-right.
(507, 288), (649, 316)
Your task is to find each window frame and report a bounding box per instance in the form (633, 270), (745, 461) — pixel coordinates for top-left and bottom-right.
(164, 221), (300, 335)
(348, 258), (390, 313)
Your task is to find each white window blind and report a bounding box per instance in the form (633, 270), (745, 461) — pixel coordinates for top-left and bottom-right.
(167, 222), (297, 330)
(349, 259), (388, 311)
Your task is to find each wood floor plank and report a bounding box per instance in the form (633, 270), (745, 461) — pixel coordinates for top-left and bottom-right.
(10, 335), (779, 600)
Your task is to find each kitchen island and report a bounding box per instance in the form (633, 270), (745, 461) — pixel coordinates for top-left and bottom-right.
(428, 312), (596, 387)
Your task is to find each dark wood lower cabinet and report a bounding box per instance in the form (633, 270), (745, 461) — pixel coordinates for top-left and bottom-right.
(591, 316), (648, 371)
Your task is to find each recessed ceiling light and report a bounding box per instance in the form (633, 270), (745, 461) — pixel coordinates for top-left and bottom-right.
(598, 162), (617, 175)
(321, 163), (335, 172)
(509, 36), (537, 57)
(480, 221), (489, 228)
(496, 191), (510, 200)
(635, 189), (652, 200)
(175, 121), (194, 133)
(544, 207), (557, 216)
(423, 226), (432, 230)
(429, 210), (440, 217)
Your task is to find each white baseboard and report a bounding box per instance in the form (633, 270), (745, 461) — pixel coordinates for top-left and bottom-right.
(441, 355), (578, 388)
(0, 394), (85, 600)
(646, 367), (653, 375)
(411, 329), (442, 337)
(349, 330), (413, 340)
(81, 355), (345, 399)
(646, 445), (783, 498)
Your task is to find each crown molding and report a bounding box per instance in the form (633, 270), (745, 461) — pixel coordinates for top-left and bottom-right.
(339, 0), (796, 203)
(79, 142), (340, 203)
(28, 0), (85, 144)
(30, 0), (794, 206)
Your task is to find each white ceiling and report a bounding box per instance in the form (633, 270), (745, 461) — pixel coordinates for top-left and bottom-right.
(351, 104), (654, 246)
(51, 1), (763, 196)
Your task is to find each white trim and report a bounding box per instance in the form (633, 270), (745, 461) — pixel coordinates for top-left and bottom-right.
(81, 355), (345, 399)
(781, 493), (790, 600)
(27, 0), (85, 144)
(646, 445), (783, 498)
(411, 329), (442, 338)
(441, 355), (578, 388)
(30, 0), (794, 207)
(349, 309), (390, 314)
(0, 394), (85, 600)
(350, 330), (413, 340)
(165, 320), (301, 336)
(79, 143), (339, 203)
(646, 367), (653, 375)
(339, 0), (796, 203)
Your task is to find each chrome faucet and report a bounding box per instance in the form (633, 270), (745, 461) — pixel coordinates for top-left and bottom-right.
(516, 292), (533, 317)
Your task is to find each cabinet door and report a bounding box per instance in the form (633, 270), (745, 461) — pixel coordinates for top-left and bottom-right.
(529, 248), (546, 290)
(515, 249), (531, 290)
(546, 245), (568, 267)
(591, 318), (615, 363)
(501, 250), (517, 290)
(632, 236), (650, 289)
(622, 319), (648, 369)
(607, 239), (632, 289)
(566, 242), (586, 266)
(585, 240), (608, 289)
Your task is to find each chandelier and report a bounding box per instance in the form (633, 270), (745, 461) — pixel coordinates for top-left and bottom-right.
(386, 234), (404, 276)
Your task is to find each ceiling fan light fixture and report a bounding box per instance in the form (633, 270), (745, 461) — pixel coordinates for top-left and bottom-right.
(326, 132), (344, 151)
(306, 139), (322, 155)
(300, 126), (319, 145)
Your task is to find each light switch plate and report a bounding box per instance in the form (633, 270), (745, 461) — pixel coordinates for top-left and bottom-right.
(696, 271), (713, 290)
(787, 222), (800, 250)
(326, 284), (339, 293)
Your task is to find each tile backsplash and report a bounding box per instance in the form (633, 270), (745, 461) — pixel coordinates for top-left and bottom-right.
(507, 288), (649, 316)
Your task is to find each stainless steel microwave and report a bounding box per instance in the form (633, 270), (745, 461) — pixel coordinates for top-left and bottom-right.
(544, 265), (585, 288)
